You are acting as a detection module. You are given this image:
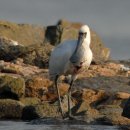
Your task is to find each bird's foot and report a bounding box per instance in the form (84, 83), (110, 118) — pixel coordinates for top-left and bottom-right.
(68, 114), (77, 120)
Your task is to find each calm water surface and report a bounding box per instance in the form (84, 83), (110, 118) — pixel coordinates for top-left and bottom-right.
(0, 120), (123, 130)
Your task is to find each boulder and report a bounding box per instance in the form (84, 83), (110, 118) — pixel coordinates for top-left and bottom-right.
(72, 89), (108, 105)
(0, 37), (25, 61)
(25, 76), (52, 99)
(42, 83), (69, 102)
(0, 21), (45, 46)
(0, 99), (24, 119)
(45, 19), (110, 63)
(71, 100), (100, 123)
(116, 92), (130, 99)
(97, 105), (130, 125)
(22, 103), (60, 120)
(122, 98), (130, 119)
(0, 37), (53, 68)
(0, 74), (25, 99)
(21, 43), (53, 68)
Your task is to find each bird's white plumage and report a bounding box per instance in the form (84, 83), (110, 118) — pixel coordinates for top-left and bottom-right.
(49, 25), (92, 80)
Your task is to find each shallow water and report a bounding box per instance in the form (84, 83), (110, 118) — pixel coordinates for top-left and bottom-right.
(0, 120), (123, 130)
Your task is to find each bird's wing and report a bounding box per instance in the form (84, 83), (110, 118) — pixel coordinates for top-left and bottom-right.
(49, 40), (77, 78)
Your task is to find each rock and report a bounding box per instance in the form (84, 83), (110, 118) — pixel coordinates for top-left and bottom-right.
(0, 39), (53, 68)
(116, 92), (130, 99)
(0, 74), (25, 99)
(0, 60), (45, 77)
(1, 63), (21, 74)
(82, 89), (107, 104)
(22, 103), (60, 120)
(97, 105), (130, 125)
(0, 21), (52, 68)
(72, 89), (108, 105)
(0, 21), (45, 46)
(122, 98), (130, 119)
(0, 99), (24, 119)
(0, 40), (21, 61)
(0, 25), (52, 68)
(25, 76), (52, 99)
(71, 100), (100, 123)
(45, 19), (110, 63)
(45, 25), (62, 46)
(0, 36), (19, 46)
(42, 83), (69, 102)
(20, 97), (41, 106)
(21, 43), (53, 68)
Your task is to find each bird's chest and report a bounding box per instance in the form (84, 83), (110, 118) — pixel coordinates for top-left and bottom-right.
(65, 60), (88, 75)
(64, 45), (92, 75)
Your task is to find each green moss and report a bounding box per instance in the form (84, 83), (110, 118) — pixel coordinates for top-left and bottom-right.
(0, 75), (25, 99)
(0, 99), (24, 119)
(0, 20), (45, 46)
(20, 97), (41, 106)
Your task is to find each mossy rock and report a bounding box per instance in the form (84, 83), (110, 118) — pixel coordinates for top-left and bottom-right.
(21, 43), (53, 68)
(0, 20), (45, 46)
(20, 97), (41, 106)
(97, 105), (130, 125)
(0, 75), (25, 99)
(22, 103), (60, 120)
(0, 40), (53, 68)
(0, 99), (24, 119)
(25, 76), (52, 99)
(0, 43), (27, 61)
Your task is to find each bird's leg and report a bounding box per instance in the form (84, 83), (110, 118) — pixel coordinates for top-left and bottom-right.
(68, 79), (74, 119)
(55, 75), (64, 118)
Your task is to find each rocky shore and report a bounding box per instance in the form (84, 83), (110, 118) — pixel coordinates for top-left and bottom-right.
(0, 19), (130, 127)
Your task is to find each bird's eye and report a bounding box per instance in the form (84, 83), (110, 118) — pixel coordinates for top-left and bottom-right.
(84, 32), (87, 35)
(79, 32), (83, 35)
(79, 32), (87, 36)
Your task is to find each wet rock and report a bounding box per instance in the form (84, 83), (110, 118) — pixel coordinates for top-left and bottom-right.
(0, 74), (25, 99)
(0, 99), (24, 119)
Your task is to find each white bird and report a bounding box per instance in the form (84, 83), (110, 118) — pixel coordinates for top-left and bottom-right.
(49, 25), (93, 119)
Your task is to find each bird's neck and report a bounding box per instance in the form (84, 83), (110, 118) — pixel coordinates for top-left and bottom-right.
(82, 40), (91, 49)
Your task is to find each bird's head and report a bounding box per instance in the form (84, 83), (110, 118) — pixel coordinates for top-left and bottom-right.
(78, 25), (91, 46)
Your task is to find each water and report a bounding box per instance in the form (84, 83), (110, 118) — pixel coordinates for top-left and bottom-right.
(103, 37), (130, 60)
(0, 120), (123, 130)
